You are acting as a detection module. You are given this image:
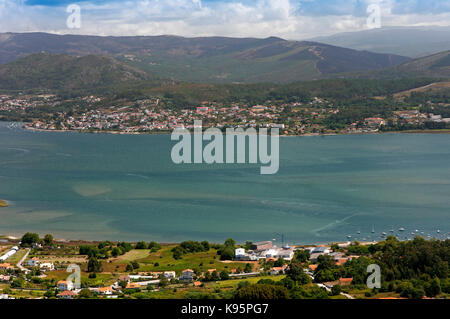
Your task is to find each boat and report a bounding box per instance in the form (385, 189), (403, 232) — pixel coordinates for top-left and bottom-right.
(371, 225), (375, 233)
(357, 231), (361, 235)
(437, 230), (441, 233)
(399, 228), (405, 232)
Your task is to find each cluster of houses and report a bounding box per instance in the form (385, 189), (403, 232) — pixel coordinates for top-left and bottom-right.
(26, 257), (55, 272)
(234, 241), (295, 262)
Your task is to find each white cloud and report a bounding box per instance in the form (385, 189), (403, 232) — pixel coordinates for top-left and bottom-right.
(0, 0), (448, 39)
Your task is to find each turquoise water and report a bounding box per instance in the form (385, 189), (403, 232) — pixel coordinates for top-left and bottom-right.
(0, 122), (449, 244)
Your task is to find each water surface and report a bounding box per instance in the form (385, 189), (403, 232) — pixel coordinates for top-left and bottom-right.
(0, 122), (449, 244)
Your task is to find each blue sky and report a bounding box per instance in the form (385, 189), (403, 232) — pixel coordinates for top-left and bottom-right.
(1, 0), (449, 39)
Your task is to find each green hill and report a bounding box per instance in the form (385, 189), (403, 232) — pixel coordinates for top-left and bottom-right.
(0, 33), (410, 84)
(0, 53), (152, 93)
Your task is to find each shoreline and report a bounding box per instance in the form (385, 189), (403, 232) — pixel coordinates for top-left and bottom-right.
(19, 124), (450, 137)
(0, 231), (376, 247)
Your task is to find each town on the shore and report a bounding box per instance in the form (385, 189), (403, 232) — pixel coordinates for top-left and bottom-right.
(0, 233), (448, 300)
(1, 93), (450, 135)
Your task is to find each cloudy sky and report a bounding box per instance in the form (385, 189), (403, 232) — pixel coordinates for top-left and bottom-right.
(0, 0), (449, 39)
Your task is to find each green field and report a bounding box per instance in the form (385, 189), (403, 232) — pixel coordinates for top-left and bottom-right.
(111, 246), (255, 275)
(6, 248), (27, 264)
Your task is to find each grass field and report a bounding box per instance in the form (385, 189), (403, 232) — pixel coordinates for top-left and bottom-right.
(107, 247), (256, 274)
(6, 248), (27, 264)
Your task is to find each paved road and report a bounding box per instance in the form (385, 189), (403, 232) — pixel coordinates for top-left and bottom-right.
(16, 248), (30, 273)
(305, 269), (354, 299)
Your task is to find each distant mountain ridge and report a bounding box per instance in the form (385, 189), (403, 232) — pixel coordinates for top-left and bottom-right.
(368, 50), (450, 79)
(0, 32), (410, 84)
(310, 27), (450, 58)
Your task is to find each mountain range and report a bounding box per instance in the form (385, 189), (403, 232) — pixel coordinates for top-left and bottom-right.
(0, 32), (410, 84)
(310, 27), (450, 58)
(0, 32), (449, 94)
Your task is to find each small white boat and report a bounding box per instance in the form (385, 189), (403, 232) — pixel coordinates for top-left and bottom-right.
(399, 228), (405, 232)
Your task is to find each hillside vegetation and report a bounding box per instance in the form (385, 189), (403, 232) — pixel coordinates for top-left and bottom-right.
(0, 33), (410, 84)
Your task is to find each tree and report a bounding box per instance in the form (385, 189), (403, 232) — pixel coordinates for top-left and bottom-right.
(331, 284), (342, 296)
(234, 284), (289, 299)
(224, 238), (236, 248)
(148, 241), (161, 251)
(11, 277), (25, 288)
(426, 278), (441, 297)
(126, 264), (134, 272)
(211, 271), (220, 281)
(119, 280), (128, 289)
(111, 247), (122, 257)
(43, 234), (54, 247)
(274, 258), (285, 267)
(135, 241), (147, 249)
(201, 241), (210, 251)
(219, 247), (235, 261)
(158, 274), (169, 288)
(244, 263), (254, 273)
(294, 249), (310, 263)
(287, 263), (311, 285)
(220, 270), (230, 281)
(20, 233), (40, 247)
(131, 261), (140, 270)
(78, 288), (93, 299)
(87, 257), (103, 273)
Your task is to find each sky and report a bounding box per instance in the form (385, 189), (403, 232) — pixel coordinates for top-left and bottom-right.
(0, 0), (449, 39)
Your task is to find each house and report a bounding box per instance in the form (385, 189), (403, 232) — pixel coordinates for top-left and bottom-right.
(335, 258), (348, 266)
(276, 248), (295, 261)
(27, 257), (40, 267)
(339, 278), (353, 286)
(58, 290), (76, 299)
(57, 280), (74, 291)
(179, 269), (195, 281)
(235, 248), (246, 258)
(97, 286), (113, 295)
(250, 241), (273, 251)
(118, 275), (130, 283)
(365, 117), (385, 127)
(0, 263), (14, 271)
(40, 262), (55, 271)
(310, 246), (330, 254)
(196, 106), (210, 114)
(308, 264), (318, 272)
(0, 275), (11, 282)
(164, 271), (176, 279)
(125, 283), (141, 289)
(261, 249), (279, 259)
(269, 265), (288, 275)
(309, 253), (326, 262)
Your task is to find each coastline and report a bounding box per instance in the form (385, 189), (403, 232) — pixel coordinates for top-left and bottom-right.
(21, 123), (450, 137)
(0, 231), (374, 247)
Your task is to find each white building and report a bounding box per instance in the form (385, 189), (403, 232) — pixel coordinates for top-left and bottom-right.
(179, 269), (195, 281)
(27, 257), (40, 267)
(164, 271), (176, 279)
(40, 262), (55, 271)
(57, 280), (74, 291)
